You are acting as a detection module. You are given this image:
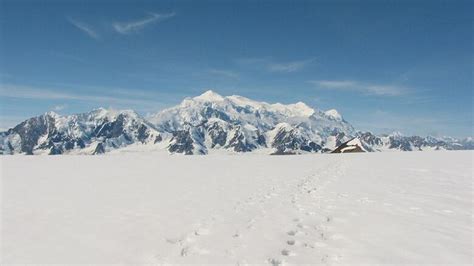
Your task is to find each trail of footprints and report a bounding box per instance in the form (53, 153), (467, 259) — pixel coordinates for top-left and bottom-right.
(161, 159), (347, 265)
(163, 217), (215, 258)
(161, 182), (286, 261)
(275, 215), (334, 263)
(270, 159), (347, 265)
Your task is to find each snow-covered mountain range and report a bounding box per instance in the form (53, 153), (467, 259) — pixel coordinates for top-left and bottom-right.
(1, 90), (472, 155)
(0, 108), (162, 155)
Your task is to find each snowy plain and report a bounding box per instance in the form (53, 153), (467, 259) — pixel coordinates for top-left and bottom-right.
(1, 151), (473, 265)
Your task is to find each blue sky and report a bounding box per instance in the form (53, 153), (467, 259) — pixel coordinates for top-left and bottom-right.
(0, 0), (472, 137)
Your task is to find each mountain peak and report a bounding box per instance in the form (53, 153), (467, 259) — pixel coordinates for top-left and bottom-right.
(324, 109), (342, 121)
(44, 111), (60, 118)
(390, 131), (404, 137)
(194, 90), (224, 101)
(89, 107), (139, 120)
(290, 102), (315, 117)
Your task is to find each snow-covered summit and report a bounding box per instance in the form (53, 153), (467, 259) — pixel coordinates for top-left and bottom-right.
(390, 131), (404, 137)
(150, 90), (334, 127)
(88, 107), (141, 120)
(324, 109), (343, 121)
(270, 101), (315, 117)
(44, 111), (60, 118)
(145, 91), (355, 154)
(193, 90), (225, 102)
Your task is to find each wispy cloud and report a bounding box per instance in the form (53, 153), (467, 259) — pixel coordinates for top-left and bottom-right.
(236, 57), (315, 73)
(68, 18), (99, 39)
(267, 58), (315, 73)
(309, 80), (408, 96)
(0, 84), (159, 107)
(208, 69), (240, 79)
(113, 12), (175, 34)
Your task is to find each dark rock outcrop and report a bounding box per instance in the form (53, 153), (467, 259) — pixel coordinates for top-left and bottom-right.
(93, 142), (105, 155)
(226, 130), (256, 152)
(207, 122), (228, 148)
(8, 113), (56, 154)
(168, 130), (194, 155)
(271, 126), (321, 154)
(331, 138), (366, 153)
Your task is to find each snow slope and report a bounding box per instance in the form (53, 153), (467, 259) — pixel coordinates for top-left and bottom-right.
(1, 151), (472, 264)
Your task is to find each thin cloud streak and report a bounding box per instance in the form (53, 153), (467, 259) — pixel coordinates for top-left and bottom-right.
(236, 57), (315, 73)
(0, 84), (159, 107)
(309, 80), (408, 96)
(113, 12), (175, 34)
(267, 58), (315, 73)
(68, 18), (99, 39)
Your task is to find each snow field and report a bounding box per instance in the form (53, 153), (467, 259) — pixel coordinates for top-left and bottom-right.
(1, 151), (472, 264)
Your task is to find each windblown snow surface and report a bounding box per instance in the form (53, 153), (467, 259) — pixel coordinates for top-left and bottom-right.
(1, 151), (473, 265)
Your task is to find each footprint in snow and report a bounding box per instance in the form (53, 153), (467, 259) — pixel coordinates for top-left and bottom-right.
(297, 223), (309, 229)
(180, 246), (210, 257)
(165, 235), (194, 245)
(281, 249), (296, 256)
(267, 258), (283, 266)
(194, 227), (210, 236)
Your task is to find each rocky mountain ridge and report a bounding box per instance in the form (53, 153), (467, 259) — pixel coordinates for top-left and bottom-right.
(1, 91), (472, 155)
